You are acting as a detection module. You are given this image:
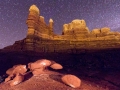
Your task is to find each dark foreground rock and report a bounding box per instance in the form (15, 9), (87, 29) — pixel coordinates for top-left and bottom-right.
(0, 49), (120, 90)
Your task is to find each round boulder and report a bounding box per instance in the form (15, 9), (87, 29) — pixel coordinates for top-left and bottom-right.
(61, 74), (81, 88)
(50, 63), (63, 70)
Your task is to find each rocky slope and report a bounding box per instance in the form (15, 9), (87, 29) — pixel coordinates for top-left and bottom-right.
(0, 71), (113, 90)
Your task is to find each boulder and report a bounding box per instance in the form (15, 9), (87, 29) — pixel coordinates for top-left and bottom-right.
(28, 59), (52, 71)
(61, 74), (81, 88)
(10, 73), (24, 86)
(6, 65), (27, 75)
(5, 65), (27, 82)
(12, 65), (27, 75)
(50, 63), (63, 70)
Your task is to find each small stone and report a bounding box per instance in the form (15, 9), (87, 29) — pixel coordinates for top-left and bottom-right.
(50, 63), (63, 70)
(61, 74), (81, 88)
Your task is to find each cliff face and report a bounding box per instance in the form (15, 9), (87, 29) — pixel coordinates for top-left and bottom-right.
(3, 5), (120, 53)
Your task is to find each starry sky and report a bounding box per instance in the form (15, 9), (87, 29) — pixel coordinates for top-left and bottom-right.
(0, 0), (120, 49)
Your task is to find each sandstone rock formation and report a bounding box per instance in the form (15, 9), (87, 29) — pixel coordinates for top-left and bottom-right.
(62, 19), (89, 36)
(61, 74), (81, 88)
(28, 59), (63, 76)
(28, 59), (51, 76)
(6, 65), (27, 76)
(4, 59), (83, 88)
(101, 27), (110, 34)
(26, 5), (54, 39)
(5, 64), (27, 85)
(2, 4), (120, 53)
(91, 28), (101, 34)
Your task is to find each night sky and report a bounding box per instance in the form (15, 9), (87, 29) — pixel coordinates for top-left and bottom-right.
(0, 0), (120, 48)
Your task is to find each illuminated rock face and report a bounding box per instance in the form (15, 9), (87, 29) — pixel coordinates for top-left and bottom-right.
(26, 5), (54, 39)
(3, 5), (120, 53)
(27, 5), (39, 35)
(62, 19), (89, 36)
(28, 59), (63, 76)
(29, 5), (40, 14)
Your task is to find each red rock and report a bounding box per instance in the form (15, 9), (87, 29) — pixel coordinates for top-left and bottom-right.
(12, 65), (27, 75)
(5, 74), (14, 82)
(6, 65), (20, 75)
(61, 74), (81, 88)
(32, 68), (44, 76)
(29, 59), (51, 70)
(35, 59), (52, 66)
(6, 65), (27, 75)
(10, 73), (24, 86)
(5, 65), (27, 83)
(50, 63), (63, 70)
(28, 59), (52, 76)
(6, 68), (14, 75)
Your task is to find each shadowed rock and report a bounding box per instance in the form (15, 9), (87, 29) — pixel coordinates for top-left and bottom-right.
(10, 73), (24, 86)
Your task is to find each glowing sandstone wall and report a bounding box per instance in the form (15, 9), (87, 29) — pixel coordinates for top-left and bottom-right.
(3, 5), (120, 53)
(26, 5), (54, 40)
